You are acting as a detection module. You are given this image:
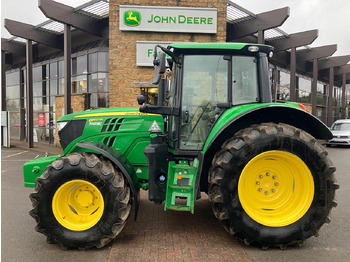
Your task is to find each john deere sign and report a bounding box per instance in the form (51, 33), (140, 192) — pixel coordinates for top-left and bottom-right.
(120, 5), (217, 33)
(123, 10), (141, 27)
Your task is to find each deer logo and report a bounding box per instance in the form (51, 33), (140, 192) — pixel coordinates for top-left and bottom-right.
(123, 10), (141, 27)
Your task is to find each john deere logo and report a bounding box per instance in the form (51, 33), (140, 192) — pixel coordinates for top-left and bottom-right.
(124, 10), (141, 27)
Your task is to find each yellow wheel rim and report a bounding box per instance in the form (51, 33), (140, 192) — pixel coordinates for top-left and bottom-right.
(238, 151), (314, 227)
(52, 180), (104, 231)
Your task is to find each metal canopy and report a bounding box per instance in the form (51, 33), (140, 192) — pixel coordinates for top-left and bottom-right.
(335, 64), (350, 76)
(1, 38), (26, 56)
(318, 55), (350, 70)
(227, 7), (290, 43)
(296, 44), (337, 62)
(39, 0), (105, 38)
(4, 19), (63, 50)
(267, 30), (319, 52)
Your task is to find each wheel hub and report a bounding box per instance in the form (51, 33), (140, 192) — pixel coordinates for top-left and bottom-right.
(52, 179), (104, 231)
(256, 172), (279, 195)
(238, 151), (314, 227)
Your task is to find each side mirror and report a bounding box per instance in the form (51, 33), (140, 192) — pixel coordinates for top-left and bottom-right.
(152, 52), (166, 85)
(137, 95), (146, 105)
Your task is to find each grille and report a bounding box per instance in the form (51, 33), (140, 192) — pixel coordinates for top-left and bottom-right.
(102, 136), (117, 147)
(101, 118), (124, 132)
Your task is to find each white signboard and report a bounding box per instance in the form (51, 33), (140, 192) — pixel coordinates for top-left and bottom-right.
(136, 41), (173, 67)
(120, 5), (217, 34)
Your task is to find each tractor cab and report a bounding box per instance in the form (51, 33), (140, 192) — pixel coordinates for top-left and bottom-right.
(138, 43), (273, 154)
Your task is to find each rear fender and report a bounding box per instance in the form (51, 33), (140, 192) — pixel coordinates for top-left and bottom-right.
(204, 105), (332, 156)
(74, 141), (140, 220)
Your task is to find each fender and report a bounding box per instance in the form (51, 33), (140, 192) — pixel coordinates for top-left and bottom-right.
(203, 104), (332, 155)
(75, 141), (140, 220)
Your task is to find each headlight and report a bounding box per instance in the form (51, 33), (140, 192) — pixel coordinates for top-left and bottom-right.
(57, 121), (68, 132)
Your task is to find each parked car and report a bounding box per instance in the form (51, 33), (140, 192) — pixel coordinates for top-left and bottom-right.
(327, 119), (350, 146)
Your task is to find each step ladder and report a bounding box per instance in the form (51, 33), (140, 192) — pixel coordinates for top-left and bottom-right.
(164, 159), (198, 214)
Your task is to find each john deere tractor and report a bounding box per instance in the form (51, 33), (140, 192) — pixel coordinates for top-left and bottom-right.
(24, 43), (338, 249)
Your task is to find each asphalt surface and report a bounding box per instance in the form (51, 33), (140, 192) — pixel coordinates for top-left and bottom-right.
(1, 143), (350, 262)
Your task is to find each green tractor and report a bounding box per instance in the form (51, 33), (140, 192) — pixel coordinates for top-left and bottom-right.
(24, 43), (338, 249)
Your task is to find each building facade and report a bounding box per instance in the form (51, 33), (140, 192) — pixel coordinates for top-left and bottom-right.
(2, 0), (350, 147)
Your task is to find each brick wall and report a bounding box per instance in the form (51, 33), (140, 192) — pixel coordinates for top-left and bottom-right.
(109, 0), (227, 108)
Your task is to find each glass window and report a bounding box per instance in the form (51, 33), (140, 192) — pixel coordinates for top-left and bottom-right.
(58, 60), (64, 78)
(58, 79), (64, 95)
(6, 71), (19, 86)
(232, 56), (259, 105)
(50, 96), (56, 112)
(298, 90), (311, 104)
(9, 112), (20, 140)
(50, 62), (58, 79)
(42, 97), (49, 112)
(72, 57), (77, 75)
(90, 93), (97, 108)
(33, 66), (42, 82)
(77, 55), (88, 75)
(33, 82), (42, 97)
(180, 55), (228, 150)
(299, 77), (311, 92)
(72, 75), (88, 94)
(33, 97), (43, 112)
(72, 56), (88, 75)
(6, 85), (20, 99)
(97, 73), (109, 92)
(89, 53), (98, 73)
(98, 52), (109, 72)
(88, 73), (98, 92)
(97, 93), (108, 107)
(6, 99), (20, 112)
(50, 79), (58, 96)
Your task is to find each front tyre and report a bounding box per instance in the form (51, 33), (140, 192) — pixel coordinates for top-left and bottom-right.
(208, 123), (338, 248)
(29, 153), (131, 249)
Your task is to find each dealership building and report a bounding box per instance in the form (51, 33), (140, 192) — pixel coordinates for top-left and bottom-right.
(2, 0), (350, 147)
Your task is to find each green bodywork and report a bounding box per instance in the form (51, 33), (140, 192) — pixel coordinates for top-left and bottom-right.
(23, 107), (164, 188)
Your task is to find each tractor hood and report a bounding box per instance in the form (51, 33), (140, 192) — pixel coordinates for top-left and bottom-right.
(57, 107), (164, 153)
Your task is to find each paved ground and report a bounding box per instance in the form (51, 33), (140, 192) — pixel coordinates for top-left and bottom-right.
(2, 140), (350, 262)
(111, 190), (250, 262)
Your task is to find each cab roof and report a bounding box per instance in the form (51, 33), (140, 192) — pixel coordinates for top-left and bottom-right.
(168, 42), (274, 55)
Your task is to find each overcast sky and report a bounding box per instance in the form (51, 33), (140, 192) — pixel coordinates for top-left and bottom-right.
(233, 0), (350, 56)
(1, 0), (350, 56)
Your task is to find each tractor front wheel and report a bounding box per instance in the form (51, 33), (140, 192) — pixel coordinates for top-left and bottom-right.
(208, 123), (338, 249)
(29, 152), (131, 249)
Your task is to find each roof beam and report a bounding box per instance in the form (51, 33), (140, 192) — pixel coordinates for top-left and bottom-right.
(318, 55), (350, 70)
(4, 19), (63, 50)
(1, 38), (26, 56)
(227, 7), (290, 41)
(297, 44), (337, 62)
(267, 29), (318, 52)
(39, 0), (103, 38)
(334, 64), (350, 75)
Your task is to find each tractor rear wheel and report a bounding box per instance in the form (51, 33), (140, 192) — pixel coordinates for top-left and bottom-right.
(208, 123), (338, 249)
(29, 152), (131, 249)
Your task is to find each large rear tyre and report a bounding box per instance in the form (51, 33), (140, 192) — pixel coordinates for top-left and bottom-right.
(208, 123), (338, 249)
(29, 152), (131, 249)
